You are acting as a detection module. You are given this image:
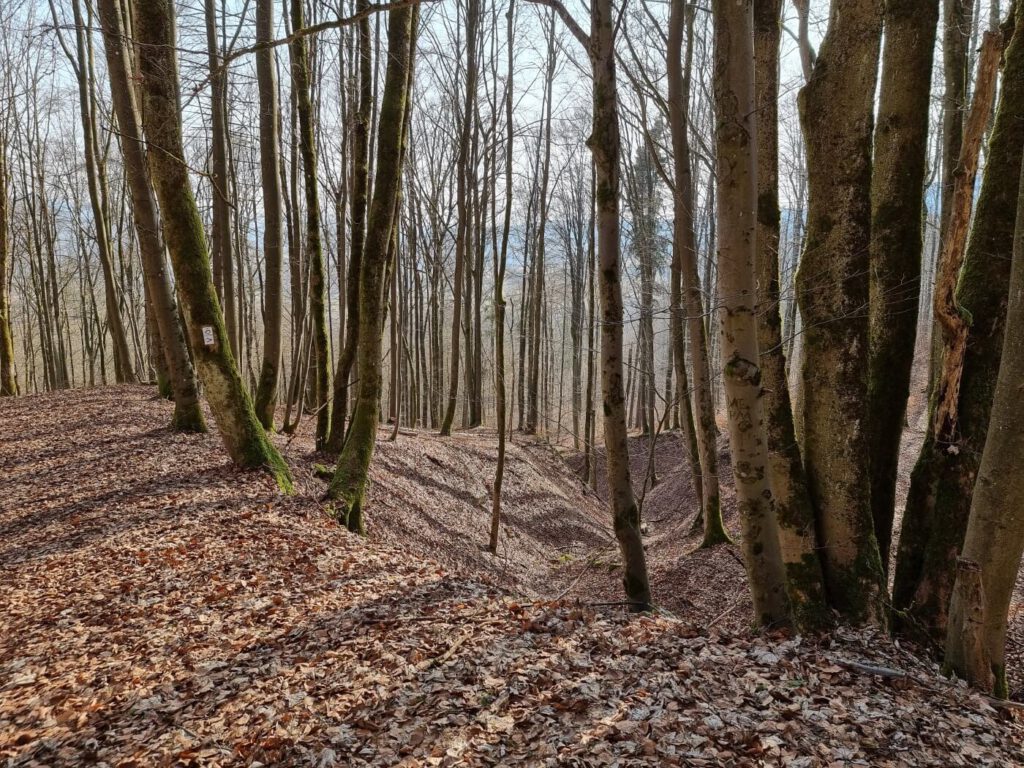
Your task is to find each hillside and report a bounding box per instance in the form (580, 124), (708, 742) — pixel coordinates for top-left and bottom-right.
(1, 386), (1023, 766)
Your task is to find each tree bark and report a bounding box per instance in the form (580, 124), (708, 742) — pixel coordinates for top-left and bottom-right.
(796, 0), (888, 626)
(894, 6), (1024, 646)
(944, 150), (1024, 698)
(667, 0), (727, 546)
(328, 2), (417, 532)
(753, 0), (828, 628)
(253, 0), (285, 430)
(133, 0), (292, 491)
(867, 0), (940, 572)
(0, 133), (16, 396)
(96, 0), (205, 431)
(712, 0), (791, 628)
(589, 0), (651, 609)
(290, 0), (332, 449)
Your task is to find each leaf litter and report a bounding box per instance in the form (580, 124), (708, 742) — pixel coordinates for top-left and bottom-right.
(1, 385), (1022, 766)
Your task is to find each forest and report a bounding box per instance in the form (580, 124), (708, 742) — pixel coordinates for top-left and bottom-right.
(1, 0), (1024, 764)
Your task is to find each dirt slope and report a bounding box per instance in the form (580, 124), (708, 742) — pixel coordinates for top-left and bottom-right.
(2, 386), (1022, 766)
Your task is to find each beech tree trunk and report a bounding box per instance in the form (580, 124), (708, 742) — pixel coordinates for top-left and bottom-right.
(96, 0), (205, 431)
(133, 0), (292, 491)
(328, 2), (417, 532)
(753, 0), (827, 629)
(867, 0), (940, 572)
(253, 0), (284, 430)
(894, 7), (1024, 646)
(203, 0), (237, 357)
(712, 0), (791, 628)
(0, 133), (16, 396)
(328, 0), (373, 452)
(290, 0), (332, 449)
(587, 0), (651, 609)
(490, 0), (515, 554)
(944, 151), (1024, 699)
(666, 0), (727, 546)
(53, 0), (135, 384)
(796, 0), (888, 626)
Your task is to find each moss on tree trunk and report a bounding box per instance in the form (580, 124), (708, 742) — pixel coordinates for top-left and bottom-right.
(328, 3), (417, 533)
(866, 0), (939, 572)
(97, 0), (205, 433)
(894, 6), (1024, 647)
(796, 0), (888, 627)
(133, 0), (291, 491)
(753, 0), (828, 630)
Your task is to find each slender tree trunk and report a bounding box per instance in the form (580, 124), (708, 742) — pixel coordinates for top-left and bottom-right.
(253, 0), (285, 429)
(490, 0), (515, 554)
(0, 134), (16, 396)
(526, 16), (555, 436)
(204, 0), (237, 357)
(329, 2), (417, 532)
(796, 0), (888, 626)
(944, 151), (1024, 699)
(667, 0), (727, 546)
(753, 0), (828, 628)
(133, 0), (291, 491)
(52, 0), (135, 384)
(289, 0), (331, 449)
(589, 0), (651, 609)
(96, 0), (204, 431)
(713, 0), (791, 628)
(867, 0), (941, 572)
(329, 0), (372, 451)
(441, 0), (481, 436)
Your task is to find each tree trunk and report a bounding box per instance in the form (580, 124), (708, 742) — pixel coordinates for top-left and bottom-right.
(667, 0), (727, 546)
(796, 0), (888, 626)
(490, 0), (515, 554)
(0, 133), (16, 396)
(203, 0), (237, 358)
(894, 7), (1024, 646)
(96, 0), (204, 431)
(253, 0), (285, 430)
(329, 0), (373, 451)
(440, 0), (480, 436)
(589, 0), (651, 609)
(753, 0), (828, 628)
(133, 0), (291, 491)
(944, 150), (1024, 698)
(54, 0), (135, 384)
(328, 2), (417, 532)
(290, 0), (332, 449)
(712, 0), (791, 628)
(867, 0), (941, 572)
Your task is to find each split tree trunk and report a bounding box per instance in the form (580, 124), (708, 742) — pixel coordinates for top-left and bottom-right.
(796, 0), (888, 626)
(944, 149), (1024, 698)
(753, 0), (827, 629)
(712, 0), (791, 628)
(894, 7), (1024, 646)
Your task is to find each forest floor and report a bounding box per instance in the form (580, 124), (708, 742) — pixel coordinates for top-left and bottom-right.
(2, 386), (1024, 766)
